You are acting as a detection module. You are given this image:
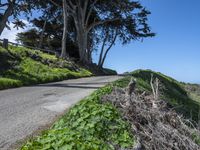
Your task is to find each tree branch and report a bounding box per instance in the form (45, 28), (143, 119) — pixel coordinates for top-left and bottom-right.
(87, 18), (119, 32)
(0, 3), (9, 7)
(98, 31), (109, 66)
(85, 0), (98, 26)
(100, 29), (118, 67)
(65, 0), (76, 15)
(49, 0), (61, 7)
(68, 0), (76, 10)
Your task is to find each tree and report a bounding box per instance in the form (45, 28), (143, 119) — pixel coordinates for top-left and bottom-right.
(31, 1), (63, 50)
(63, 0), (110, 63)
(16, 15), (81, 59)
(38, 19), (47, 48)
(16, 0), (154, 66)
(62, 0), (154, 64)
(47, 0), (70, 59)
(60, 0), (69, 58)
(97, 7), (155, 68)
(16, 28), (40, 46)
(16, 17), (62, 49)
(0, 0), (40, 35)
(97, 27), (118, 68)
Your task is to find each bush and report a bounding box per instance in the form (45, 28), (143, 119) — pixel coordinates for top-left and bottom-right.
(0, 78), (22, 90)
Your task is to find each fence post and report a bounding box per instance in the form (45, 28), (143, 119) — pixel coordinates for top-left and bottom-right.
(3, 39), (8, 49)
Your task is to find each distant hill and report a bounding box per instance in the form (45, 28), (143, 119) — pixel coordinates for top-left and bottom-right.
(131, 69), (200, 122)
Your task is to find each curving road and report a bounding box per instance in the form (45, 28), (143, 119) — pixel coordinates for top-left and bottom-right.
(0, 76), (122, 150)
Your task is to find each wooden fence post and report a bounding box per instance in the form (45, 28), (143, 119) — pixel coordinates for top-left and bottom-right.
(3, 39), (8, 49)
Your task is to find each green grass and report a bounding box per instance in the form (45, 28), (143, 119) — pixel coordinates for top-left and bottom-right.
(0, 78), (22, 90)
(130, 69), (200, 122)
(21, 82), (135, 150)
(0, 46), (92, 90)
(192, 132), (200, 145)
(182, 83), (200, 103)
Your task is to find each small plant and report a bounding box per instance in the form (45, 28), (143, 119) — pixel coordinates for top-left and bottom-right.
(21, 84), (135, 150)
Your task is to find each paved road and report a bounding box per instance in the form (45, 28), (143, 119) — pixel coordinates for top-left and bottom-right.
(0, 76), (122, 150)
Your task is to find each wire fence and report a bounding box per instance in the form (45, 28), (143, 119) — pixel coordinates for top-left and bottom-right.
(0, 39), (58, 55)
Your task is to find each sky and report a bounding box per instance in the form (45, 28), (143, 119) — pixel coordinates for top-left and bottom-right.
(1, 0), (200, 83)
(93, 0), (200, 83)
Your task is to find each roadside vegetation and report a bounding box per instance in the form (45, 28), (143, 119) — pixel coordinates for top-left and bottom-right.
(102, 75), (200, 149)
(182, 83), (200, 103)
(130, 70), (200, 122)
(20, 70), (200, 149)
(0, 46), (92, 90)
(21, 80), (135, 150)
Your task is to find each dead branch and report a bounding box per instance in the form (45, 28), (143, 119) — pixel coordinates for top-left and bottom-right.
(101, 87), (200, 150)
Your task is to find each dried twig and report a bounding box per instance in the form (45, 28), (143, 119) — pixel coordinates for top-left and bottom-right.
(101, 87), (200, 150)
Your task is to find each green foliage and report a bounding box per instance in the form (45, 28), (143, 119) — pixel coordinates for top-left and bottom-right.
(16, 29), (40, 47)
(192, 132), (200, 145)
(112, 77), (131, 88)
(0, 78), (22, 90)
(182, 83), (200, 103)
(21, 85), (135, 150)
(131, 69), (200, 122)
(0, 46), (92, 90)
(102, 68), (117, 75)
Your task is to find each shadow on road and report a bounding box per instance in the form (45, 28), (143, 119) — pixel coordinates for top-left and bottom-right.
(34, 82), (110, 89)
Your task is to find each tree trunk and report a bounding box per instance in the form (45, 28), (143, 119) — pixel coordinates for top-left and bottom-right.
(60, 0), (69, 59)
(70, 0), (92, 64)
(98, 33), (108, 67)
(99, 48), (110, 68)
(87, 35), (93, 64)
(39, 20), (47, 48)
(87, 48), (92, 64)
(0, 1), (15, 35)
(77, 31), (88, 63)
(99, 30), (118, 68)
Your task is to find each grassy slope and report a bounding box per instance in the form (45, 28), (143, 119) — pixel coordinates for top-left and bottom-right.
(0, 46), (92, 90)
(183, 83), (200, 103)
(21, 79), (135, 150)
(131, 69), (200, 122)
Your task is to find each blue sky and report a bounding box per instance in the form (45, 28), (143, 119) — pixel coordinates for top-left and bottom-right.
(94, 0), (200, 83)
(1, 0), (200, 83)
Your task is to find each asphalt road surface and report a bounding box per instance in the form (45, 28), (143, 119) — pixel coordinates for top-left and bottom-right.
(0, 76), (122, 150)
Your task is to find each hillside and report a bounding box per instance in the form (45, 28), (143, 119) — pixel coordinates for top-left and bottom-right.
(101, 74), (200, 149)
(183, 83), (200, 103)
(129, 70), (200, 122)
(0, 45), (116, 90)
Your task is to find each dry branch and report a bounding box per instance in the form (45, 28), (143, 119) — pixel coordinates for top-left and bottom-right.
(101, 86), (200, 150)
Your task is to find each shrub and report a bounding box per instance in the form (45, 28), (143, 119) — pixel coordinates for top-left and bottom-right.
(0, 78), (22, 90)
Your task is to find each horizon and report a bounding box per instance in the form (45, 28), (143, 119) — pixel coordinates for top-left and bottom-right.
(1, 0), (200, 83)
